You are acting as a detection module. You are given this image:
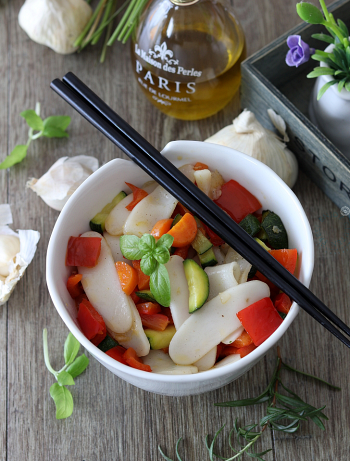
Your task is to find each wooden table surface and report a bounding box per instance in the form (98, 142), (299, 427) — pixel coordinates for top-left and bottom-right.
(1, 0), (350, 460)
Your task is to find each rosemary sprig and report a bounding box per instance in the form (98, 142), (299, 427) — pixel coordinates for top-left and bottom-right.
(158, 347), (340, 460)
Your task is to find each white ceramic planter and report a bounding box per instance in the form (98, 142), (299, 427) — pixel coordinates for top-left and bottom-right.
(309, 43), (350, 158)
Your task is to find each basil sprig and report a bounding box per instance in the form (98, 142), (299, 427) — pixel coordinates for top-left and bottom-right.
(43, 329), (89, 420)
(120, 233), (174, 307)
(0, 102), (71, 169)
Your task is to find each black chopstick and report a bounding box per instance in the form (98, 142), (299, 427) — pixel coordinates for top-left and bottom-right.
(50, 75), (350, 349)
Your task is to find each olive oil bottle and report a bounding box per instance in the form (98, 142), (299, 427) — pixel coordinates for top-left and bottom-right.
(131, 0), (245, 120)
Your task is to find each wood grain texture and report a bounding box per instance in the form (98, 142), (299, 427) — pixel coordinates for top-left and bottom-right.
(1, 0), (349, 460)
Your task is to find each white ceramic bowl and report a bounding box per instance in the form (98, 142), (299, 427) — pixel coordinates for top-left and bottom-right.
(46, 140), (314, 396)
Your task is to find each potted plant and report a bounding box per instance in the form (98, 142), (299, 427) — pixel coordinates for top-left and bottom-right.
(285, 0), (350, 157)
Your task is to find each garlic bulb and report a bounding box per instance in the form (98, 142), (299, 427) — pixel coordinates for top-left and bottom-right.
(27, 155), (99, 211)
(18, 0), (92, 55)
(205, 109), (298, 188)
(0, 205), (40, 305)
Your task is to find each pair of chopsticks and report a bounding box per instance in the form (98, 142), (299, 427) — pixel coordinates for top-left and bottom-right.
(51, 72), (350, 349)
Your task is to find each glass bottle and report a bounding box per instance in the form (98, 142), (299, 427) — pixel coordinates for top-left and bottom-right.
(131, 0), (246, 120)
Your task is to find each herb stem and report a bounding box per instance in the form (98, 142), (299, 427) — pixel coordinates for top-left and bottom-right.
(319, 0), (330, 22)
(43, 329), (58, 377)
(282, 363), (341, 390)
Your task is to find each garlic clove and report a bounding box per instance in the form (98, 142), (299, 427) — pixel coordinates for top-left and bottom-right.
(27, 155), (99, 211)
(18, 0), (93, 55)
(205, 109), (298, 189)
(0, 205), (40, 305)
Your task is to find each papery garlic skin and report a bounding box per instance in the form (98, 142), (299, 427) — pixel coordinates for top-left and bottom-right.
(27, 155), (99, 211)
(18, 0), (92, 55)
(205, 110), (298, 189)
(0, 205), (40, 305)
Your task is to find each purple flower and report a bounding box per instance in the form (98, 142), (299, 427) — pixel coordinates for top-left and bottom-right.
(286, 35), (314, 67)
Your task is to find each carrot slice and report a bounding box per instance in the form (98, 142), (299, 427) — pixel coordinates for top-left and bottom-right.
(166, 213), (197, 247)
(136, 302), (161, 315)
(151, 219), (173, 239)
(231, 330), (253, 348)
(125, 182), (148, 211)
(193, 162), (209, 171)
(132, 260), (150, 290)
(222, 343), (257, 358)
(67, 273), (83, 299)
(115, 261), (138, 295)
(140, 313), (169, 331)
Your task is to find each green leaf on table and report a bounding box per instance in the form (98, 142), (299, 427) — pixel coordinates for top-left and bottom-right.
(150, 263), (171, 307)
(120, 235), (143, 260)
(139, 234), (156, 254)
(317, 79), (338, 99)
(153, 246), (170, 265)
(42, 126), (69, 138)
(57, 371), (75, 386)
(64, 332), (80, 366)
(0, 144), (28, 169)
(296, 3), (325, 24)
(43, 115), (71, 131)
(66, 354), (89, 378)
(156, 234), (174, 250)
(311, 33), (335, 44)
(140, 254), (158, 276)
(50, 383), (74, 419)
(20, 110), (44, 131)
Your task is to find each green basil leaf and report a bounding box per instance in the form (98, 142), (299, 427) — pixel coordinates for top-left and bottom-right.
(119, 235), (143, 260)
(150, 264), (171, 307)
(156, 234), (174, 250)
(57, 371), (75, 386)
(20, 109), (44, 131)
(42, 126), (69, 138)
(139, 234), (156, 253)
(43, 115), (71, 131)
(0, 145), (28, 169)
(66, 354), (89, 378)
(154, 246), (170, 265)
(296, 3), (325, 25)
(64, 332), (80, 366)
(141, 254), (158, 275)
(50, 383), (74, 419)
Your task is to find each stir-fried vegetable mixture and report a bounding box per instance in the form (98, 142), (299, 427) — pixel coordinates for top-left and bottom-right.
(65, 162), (297, 374)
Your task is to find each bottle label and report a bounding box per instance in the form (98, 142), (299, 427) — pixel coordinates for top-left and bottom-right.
(134, 42), (202, 106)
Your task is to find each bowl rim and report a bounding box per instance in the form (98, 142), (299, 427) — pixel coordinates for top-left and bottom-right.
(46, 140), (314, 384)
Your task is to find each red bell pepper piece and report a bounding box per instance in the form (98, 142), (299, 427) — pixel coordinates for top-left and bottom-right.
(221, 342), (257, 358)
(106, 346), (127, 364)
(67, 273), (83, 299)
(136, 302), (161, 315)
(231, 330), (253, 348)
(214, 179), (262, 223)
(125, 182), (148, 211)
(269, 249), (298, 274)
(132, 260), (150, 290)
(237, 297), (283, 347)
(201, 222), (225, 246)
(173, 244), (190, 259)
(130, 289), (141, 304)
(123, 347), (152, 372)
(140, 313), (169, 331)
(161, 307), (174, 325)
(66, 236), (101, 267)
(274, 293), (292, 314)
(77, 299), (106, 346)
(171, 203), (191, 218)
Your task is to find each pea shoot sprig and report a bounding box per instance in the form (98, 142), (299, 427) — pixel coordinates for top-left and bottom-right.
(120, 233), (174, 306)
(159, 347), (340, 460)
(0, 102), (71, 169)
(43, 329), (89, 420)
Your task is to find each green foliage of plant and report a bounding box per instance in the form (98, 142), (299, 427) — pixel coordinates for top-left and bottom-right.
(0, 103), (71, 169)
(158, 347), (340, 460)
(43, 329), (89, 419)
(297, 0), (350, 99)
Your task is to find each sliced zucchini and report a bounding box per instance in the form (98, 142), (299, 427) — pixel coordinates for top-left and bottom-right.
(136, 290), (156, 302)
(144, 325), (176, 350)
(191, 231), (213, 255)
(171, 214), (182, 227)
(90, 191), (127, 234)
(239, 214), (261, 237)
(97, 335), (119, 353)
(248, 238), (270, 279)
(254, 237), (271, 251)
(183, 259), (209, 313)
(261, 211), (288, 250)
(199, 247), (217, 268)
